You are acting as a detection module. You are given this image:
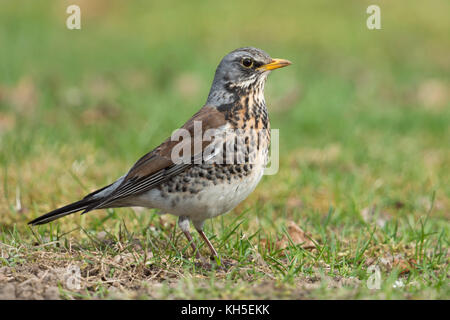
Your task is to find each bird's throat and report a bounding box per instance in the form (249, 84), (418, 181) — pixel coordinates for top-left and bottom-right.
(216, 84), (269, 131)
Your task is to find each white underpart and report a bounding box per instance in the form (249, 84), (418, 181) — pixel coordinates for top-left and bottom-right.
(135, 152), (266, 224)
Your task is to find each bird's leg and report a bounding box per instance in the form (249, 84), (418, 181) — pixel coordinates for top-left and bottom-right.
(178, 216), (201, 259)
(192, 220), (219, 261)
(197, 229), (218, 259)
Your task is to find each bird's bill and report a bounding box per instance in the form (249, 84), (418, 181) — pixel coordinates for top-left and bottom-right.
(258, 58), (292, 71)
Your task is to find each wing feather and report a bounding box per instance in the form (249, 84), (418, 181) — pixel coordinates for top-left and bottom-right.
(84, 106), (227, 211)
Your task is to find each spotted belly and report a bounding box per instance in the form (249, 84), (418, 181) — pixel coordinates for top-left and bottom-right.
(133, 160), (266, 222)
(132, 118), (270, 222)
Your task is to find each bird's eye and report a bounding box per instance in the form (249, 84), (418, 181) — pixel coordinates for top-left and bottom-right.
(241, 58), (253, 68)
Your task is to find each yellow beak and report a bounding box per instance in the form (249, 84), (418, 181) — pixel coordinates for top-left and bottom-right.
(258, 58), (292, 71)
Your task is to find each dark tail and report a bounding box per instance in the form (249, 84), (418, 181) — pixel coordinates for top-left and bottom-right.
(29, 182), (117, 226)
(28, 198), (99, 226)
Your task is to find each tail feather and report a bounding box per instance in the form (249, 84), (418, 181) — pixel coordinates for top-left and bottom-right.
(28, 181), (118, 226)
(28, 198), (98, 226)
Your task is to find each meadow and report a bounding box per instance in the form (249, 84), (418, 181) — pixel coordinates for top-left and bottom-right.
(0, 0), (448, 299)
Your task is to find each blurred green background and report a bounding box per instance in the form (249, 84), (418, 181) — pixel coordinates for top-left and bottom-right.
(0, 0), (448, 299)
(1, 0), (448, 220)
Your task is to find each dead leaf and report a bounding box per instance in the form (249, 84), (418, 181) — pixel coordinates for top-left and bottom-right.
(81, 102), (121, 125)
(87, 76), (115, 100)
(393, 256), (416, 275)
(276, 221), (316, 250)
(380, 254), (416, 274)
(417, 79), (449, 111)
(0, 113), (16, 133)
(7, 76), (38, 113)
(286, 196), (304, 211)
(364, 257), (376, 267)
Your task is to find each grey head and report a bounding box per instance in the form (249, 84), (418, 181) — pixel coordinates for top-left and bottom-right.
(206, 47), (291, 106)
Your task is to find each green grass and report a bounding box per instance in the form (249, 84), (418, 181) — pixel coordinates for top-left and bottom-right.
(0, 0), (449, 299)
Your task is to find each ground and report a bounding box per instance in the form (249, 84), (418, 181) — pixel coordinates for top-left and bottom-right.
(0, 0), (449, 299)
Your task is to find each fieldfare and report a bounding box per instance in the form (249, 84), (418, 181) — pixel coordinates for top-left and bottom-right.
(29, 47), (291, 259)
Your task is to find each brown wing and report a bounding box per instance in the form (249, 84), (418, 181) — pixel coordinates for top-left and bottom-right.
(85, 105), (226, 211)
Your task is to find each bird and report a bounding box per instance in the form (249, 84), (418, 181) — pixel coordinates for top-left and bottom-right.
(29, 47), (291, 259)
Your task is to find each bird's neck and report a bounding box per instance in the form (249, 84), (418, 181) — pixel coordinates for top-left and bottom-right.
(210, 81), (269, 130)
